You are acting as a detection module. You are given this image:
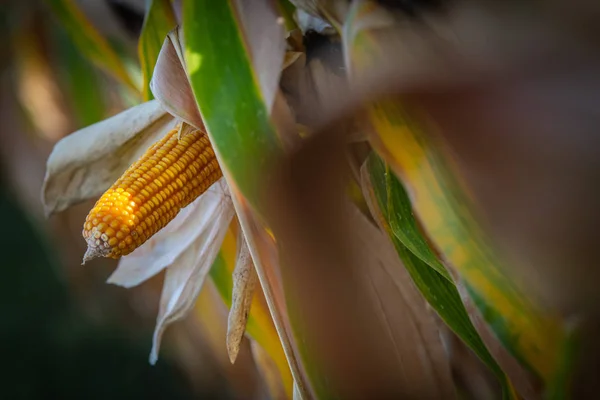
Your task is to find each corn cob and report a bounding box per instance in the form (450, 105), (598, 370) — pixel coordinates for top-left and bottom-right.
(82, 125), (222, 262)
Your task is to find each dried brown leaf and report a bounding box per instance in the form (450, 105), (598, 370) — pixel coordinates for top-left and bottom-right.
(226, 235), (259, 364)
(227, 190), (314, 399)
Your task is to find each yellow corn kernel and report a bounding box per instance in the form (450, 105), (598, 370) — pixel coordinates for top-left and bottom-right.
(82, 126), (222, 262)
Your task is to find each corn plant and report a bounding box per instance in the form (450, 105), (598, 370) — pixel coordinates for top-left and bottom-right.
(41, 0), (596, 398)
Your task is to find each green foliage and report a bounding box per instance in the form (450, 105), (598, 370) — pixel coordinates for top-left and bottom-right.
(46, 0), (140, 93)
(366, 154), (517, 399)
(183, 0), (279, 206)
(138, 0), (177, 100)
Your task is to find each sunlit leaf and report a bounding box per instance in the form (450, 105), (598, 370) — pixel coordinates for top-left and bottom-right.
(183, 0), (283, 206)
(46, 0), (140, 93)
(138, 0), (177, 101)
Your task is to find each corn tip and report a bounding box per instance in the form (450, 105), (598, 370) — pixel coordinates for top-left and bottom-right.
(82, 231), (110, 264)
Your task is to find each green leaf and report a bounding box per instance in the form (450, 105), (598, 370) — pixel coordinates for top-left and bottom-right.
(183, 0), (281, 206)
(183, 2), (322, 398)
(53, 26), (105, 126)
(46, 0), (140, 94)
(277, 0), (298, 31)
(368, 155), (451, 281)
(138, 0), (177, 101)
(364, 154), (517, 400)
(343, 1), (568, 384)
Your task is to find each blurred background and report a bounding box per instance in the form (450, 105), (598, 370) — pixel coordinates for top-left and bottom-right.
(0, 0), (267, 398)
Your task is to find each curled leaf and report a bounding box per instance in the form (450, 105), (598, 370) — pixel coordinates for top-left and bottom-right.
(149, 180), (235, 364)
(151, 28), (204, 129)
(108, 178), (230, 288)
(227, 235), (259, 364)
(42, 100), (174, 216)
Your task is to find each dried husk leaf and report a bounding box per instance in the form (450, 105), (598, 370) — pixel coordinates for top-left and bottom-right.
(42, 100), (174, 216)
(107, 178), (230, 288)
(177, 121), (198, 139)
(149, 181), (235, 364)
(227, 189), (313, 398)
(227, 235), (259, 364)
(150, 27), (204, 130)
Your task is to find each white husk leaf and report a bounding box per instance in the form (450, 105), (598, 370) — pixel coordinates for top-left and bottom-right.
(150, 28), (204, 130)
(149, 180), (235, 364)
(107, 178), (230, 288)
(42, 100), (175, 216)
(233, 0), (286, 112)
(226, 235), (258, 364)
